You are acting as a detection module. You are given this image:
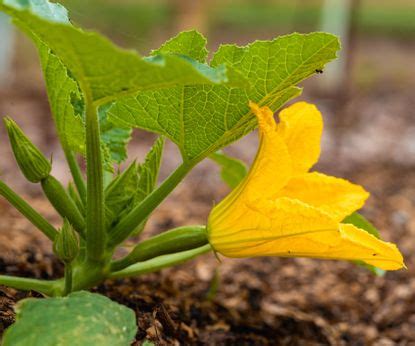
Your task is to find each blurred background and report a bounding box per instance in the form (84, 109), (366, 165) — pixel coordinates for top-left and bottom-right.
(1, 0), (415, 187)
(0, 0), (415, 344)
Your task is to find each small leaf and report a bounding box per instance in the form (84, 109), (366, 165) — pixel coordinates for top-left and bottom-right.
(343, 212), (385, 276)
(135, 136), (165, 205)
(210, 151), (247, 189)
(106, 137), (164, 233)
(126, 136), (165, 235)
(105, 161), (139, 227)
(2, 291), (137, 346)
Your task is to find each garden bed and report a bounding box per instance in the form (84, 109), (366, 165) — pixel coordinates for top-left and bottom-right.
(1, 163), (414, 345)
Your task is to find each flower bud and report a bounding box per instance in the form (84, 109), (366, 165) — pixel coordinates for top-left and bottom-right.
(54, 219), (79, 263)
(4, 117), (51, 183)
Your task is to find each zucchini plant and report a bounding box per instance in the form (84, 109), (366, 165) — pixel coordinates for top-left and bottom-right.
(0, 1), (404, 344)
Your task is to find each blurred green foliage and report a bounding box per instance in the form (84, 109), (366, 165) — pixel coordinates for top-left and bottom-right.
(61, 0), (415, 51)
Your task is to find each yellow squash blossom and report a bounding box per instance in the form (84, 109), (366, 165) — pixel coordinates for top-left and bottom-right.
(207, 102), (404, 270)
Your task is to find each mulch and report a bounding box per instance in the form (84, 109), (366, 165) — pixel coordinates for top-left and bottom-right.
(0, 163), (414, 345)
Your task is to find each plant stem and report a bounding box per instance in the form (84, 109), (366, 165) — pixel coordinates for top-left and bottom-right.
(63, 264), (73, 296)
(0, 275), (58, 296)
(70, 261), (107, 292)
(107, 161), (194, 248)
(109, 244), (212, 278)
(85, 100), (106, 262)
(64, 148), (86, 205)
(0, 180), (58, 241)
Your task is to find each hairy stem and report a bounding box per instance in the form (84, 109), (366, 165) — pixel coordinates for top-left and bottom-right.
(64, 148), (86, 205)
(109, 244), (212, 278)
(85, 100), (106, 262)
(107, 161), (194, 248)
(0, 180), (58, 241)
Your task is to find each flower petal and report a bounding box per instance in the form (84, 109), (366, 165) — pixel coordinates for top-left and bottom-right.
(243, 102), (292, 200)
(210, 102), (292, 231)
(277, 102), (323, 174)
(209, 197), (404, 271)
(279, 172), (370, 222)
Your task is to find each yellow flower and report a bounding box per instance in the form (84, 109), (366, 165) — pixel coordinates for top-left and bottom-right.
(207, 102), (404, 270)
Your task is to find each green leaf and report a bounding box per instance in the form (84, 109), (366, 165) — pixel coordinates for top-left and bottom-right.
(134, 136), (165, 206)
(105, 161), (139, 227)
(38, 43), (85, 155)
(105, 137), (164, 232)
(151, 30), (208, 63)
(99, 104), (132, 167)
(126, 136), (165, 235)
(0, 0), (242, 105)
(210, 151), (247, 189)
(108, 32), (340, 162)
(343, 212), (380, 238)
(343, 212), (385, 276)
(2, 291), (137, 346)
(40, 45), (132, 169)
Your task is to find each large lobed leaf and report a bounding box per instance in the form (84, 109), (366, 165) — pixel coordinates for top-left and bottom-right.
(0, 0), (242, 169)
(0, 0), (242, 105)
(2, 291), (137, 346)
(108, 31), (340, 162)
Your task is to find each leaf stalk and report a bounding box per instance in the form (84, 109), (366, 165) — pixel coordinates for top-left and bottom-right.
(0, 275), (58, 296)
(63, 148), (86, 205)
(0, 180), (58, 241)
(85, 100), (106, 262)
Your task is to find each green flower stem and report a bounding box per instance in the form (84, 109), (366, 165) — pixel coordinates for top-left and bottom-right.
(0, 275), (58, 296)
(110, 225), (208, 272)
(0, 180), (58, 241)
(64, 148), (86, 205)
(41, 175), (85, 237)
(63, 264), (73, 296)
(85, 100), (106, 262)
(109, 244), (212, 279)
(107, 161), (194, 248)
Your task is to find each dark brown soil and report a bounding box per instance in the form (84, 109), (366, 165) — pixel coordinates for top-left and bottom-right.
(0, 163), (414, 345)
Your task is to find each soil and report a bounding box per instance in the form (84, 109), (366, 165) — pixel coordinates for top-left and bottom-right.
(0, 162), (414, 345)
(0, 36), (415, 345)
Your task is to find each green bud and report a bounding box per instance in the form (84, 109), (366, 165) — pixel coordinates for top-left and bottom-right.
(53, 220), (79, 263)
(111, 225), (208, 272)
(41, 175), (86, 236)
(4, 117), (51, 183)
